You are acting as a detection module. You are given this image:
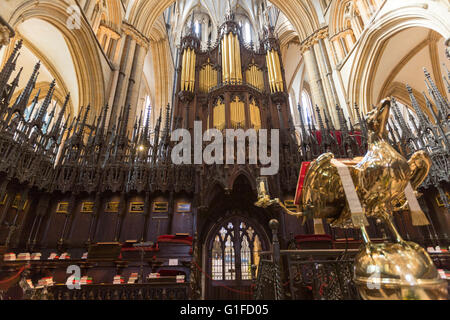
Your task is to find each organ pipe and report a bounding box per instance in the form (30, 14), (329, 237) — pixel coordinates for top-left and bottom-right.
(266, 53), (274, 92)
(230, 96), (245, 129)
(181, 48), (186, 91)
(200, 60), (218, 93)
(246, 64), (264, 91)
(213, 99), (226, 130)
(221, 32), (242, 84)
(266, 49), (283, 93)
(190, 49), (196, 91)
(250, 99), (261, 130)
(181, 47), (196, 92)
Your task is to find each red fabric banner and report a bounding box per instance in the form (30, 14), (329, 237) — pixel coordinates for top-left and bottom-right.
(294, 162), (311, 205)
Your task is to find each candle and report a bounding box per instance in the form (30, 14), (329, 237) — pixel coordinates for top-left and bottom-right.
(259, 181), (266, 195)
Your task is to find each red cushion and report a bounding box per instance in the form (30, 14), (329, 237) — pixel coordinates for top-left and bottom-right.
(157, 235), (193, 245)
(295, 234), (332, 242)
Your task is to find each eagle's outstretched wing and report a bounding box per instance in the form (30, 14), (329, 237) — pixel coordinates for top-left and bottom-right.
(392, 150), (431, 210)
(301, 153), (348, 223)
(408, 150), (431, 190)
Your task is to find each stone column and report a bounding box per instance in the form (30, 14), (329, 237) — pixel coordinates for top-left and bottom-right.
(318, 38), (341, 126)
(85, 0), (97, 21)
(110, 34), (136, 127)
(302, 28), (342, 128)
(302, 45), (328, 122)
(312, 42), (336, 124)
(124, 42), (148, 133)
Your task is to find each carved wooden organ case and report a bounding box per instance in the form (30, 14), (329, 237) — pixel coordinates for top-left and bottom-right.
(173, 14), (294, 136)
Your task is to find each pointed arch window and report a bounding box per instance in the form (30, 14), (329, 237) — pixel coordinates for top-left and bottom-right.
(210, 219), (264, 281)
(143, 95), (152, 127)
(244, 22), (252, 44)
(194, 20), (201, 38)
(301, 90), (315, 125)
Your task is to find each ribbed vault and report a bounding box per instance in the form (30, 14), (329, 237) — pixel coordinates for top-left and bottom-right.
(128, 0), (319, 42)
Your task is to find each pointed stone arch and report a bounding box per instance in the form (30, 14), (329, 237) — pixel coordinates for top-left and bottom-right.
(8, 0), (107, 116)
(347, 4), (450, 115)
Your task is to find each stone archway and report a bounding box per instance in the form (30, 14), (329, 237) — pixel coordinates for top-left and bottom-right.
(347, 4), (450, 114)
(7, 0), (106, 114)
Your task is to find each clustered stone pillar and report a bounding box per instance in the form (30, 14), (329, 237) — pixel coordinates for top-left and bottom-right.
(301, 28), (341, 128)
(109, 24), (149, 130)
(318, 38), (341, 126)
(124, 42), (148, 132)
(110, 34), (135, 127)
(302, 37), (331, 125)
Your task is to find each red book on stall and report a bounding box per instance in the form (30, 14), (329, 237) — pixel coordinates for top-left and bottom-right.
(294, 162), (311, 206)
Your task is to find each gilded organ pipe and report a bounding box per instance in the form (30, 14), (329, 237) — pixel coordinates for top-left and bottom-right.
(246, 64), (264, 91)
(270, 50), (279, 92)
(181, 48), (196, 92)
(213, 99), (226, 130)
(200, 61), (218, 93)
(225, 33), (229, 82)
(190, 50), (196, 91)
(186, 48), (191, 91)
(229, 34), (235, 82)
(266, 49), (284, 93)
(230, 96), (245, 129)
(222, 34), (228, 82)
(274, 51), (283, 91)
(181, 48), (186, 91)
(252, 66), (255, 86)
(206, 64), (209, 91)
(266, 53), (274, 92)
(221, 32), (242, 84)
(250, 99), (261, 130)
(235, 34), (242, 83)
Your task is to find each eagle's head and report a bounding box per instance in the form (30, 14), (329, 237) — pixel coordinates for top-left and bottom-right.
(366, 98), (391, 140)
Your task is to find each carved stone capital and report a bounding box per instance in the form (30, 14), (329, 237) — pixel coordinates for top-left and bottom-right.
(122, 23), (150, 50)
(0, 16), (14, 47)
(98, 24), (121, 40)
(0, 26), (10, 46)
(300, 27), (329, 54)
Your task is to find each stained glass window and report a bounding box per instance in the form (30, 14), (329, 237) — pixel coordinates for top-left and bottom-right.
(212, 235), (223, 280)
(240, 235), (251, 280)
(210, 219), (263, 281)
